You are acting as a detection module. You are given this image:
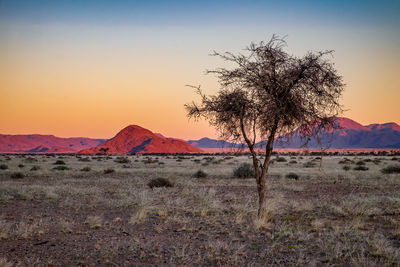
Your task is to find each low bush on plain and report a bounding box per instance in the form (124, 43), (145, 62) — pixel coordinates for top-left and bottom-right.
(147, 178), (173, 189)
(381, 165), (400, 174)
(194, 170), (207, 178)
(53, 166), (69, 171)
(303, 162), (316, 168)
(0, 164), (8, 170)
(286, 172), (299, 180)
(10, 172), (24, 179)
(342, 165), (351, 171)
(53, 160), (66, 165)
(354, 166), (368, 171)
(30, 166), (40, 171)
(80, 167), (91, 172)
(114, 157), (131, 164)
(104, 168), (115, 174)
(233, 163), (254, 178)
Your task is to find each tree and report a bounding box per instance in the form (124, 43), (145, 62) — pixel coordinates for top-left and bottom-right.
(185, 35), (345, 216)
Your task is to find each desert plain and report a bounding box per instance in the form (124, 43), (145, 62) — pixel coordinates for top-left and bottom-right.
(0, 153), (399, 266)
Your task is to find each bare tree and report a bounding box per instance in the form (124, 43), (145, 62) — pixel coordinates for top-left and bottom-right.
(185, 35), (344, 216)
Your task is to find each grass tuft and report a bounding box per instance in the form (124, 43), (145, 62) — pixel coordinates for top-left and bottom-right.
(148, 178), (173, 189)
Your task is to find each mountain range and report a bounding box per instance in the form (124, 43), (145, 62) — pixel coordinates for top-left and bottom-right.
(0, 117), (399, 154)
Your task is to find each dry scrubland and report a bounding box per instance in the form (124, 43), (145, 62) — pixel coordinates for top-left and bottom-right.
(0, 153), (399, 266)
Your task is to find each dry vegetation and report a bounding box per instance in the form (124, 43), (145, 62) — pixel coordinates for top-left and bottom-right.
(0, 153), (399, 266)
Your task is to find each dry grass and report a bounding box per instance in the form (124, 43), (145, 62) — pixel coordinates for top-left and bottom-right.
(0, 153), (399, 265)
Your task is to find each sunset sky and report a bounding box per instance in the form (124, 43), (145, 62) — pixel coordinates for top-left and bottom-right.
(1, 0), (399, 140)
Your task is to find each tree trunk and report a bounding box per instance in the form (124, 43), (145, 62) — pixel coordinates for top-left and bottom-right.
(257, 147), (273, 216)
(257, 123), (278, 217)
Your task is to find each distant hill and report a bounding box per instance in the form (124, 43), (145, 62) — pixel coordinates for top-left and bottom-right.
(79, 125), (203, 154)
(0, 134), (105, 153)
(187, 137), (240, 148)
(189, 118), (400, 149)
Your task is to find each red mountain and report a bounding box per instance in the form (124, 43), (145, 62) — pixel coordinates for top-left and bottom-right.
(79, 125), (203, 154)
(0, 134), (105, 153)
(189, 117), (400, 149)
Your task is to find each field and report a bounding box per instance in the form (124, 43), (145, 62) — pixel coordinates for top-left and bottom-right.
(0, 153), (399, 266)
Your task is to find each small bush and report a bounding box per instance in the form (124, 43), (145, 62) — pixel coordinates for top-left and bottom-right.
(104, 168), (115, 174)
(10, 172), (24, 179)
(355, 160), (365, 166)
(114, 157), (131, 164)
(338, 158), (354, 164)
(147, 178), (173, 189)
(80, 167), (91, 172)
(25, 157), (38, 163)
(54, 160), (66, 165)
(142, 159), (158, 164)
(289, 160), (297, 164)
(275, 157), (287, 162)
(0, 164), (8, 170)
(30, 166), (40, 171)
(78, 157), (91, 162)
(353, 166), (368, 171)
(53, 166), (69, 171)
(381, 165), (400, 174)
(233, 163), (254, 178)
(303, 162), (316, 168)
(342, 165), (351, 171)
(18, 164), (24, 168)
(194, 170), (207, 178)
(286, 172), (299, 180)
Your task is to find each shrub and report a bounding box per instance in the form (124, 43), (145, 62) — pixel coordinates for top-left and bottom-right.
(25, 157), (37, 163)
(286, 172), (299, 180)
(355, 160), (365, 166)
(30, 166), (40, 171)
(373, 158), (381, 165)
(54, 160), (66, 165)
(114, 157), (131, 164)
(18, 164), (24, 168)
(147, 178), (173, 189)
(104, 168), (115, 174)
(80, 167), (91, 172)
(289, 160), (297, 164)
(142, 159), (158, 164)
(275, 157), (287, 162)
(381, 165), (400, 174)
(194, 170), (207, 178)
(0, 164), (8, 170)
(342, 165), (351, 171)
(353, 166), (368, 171)
(338, 158), (354, 164)
(78, 157), (91, 162)
(303, 162), (316, 168)
(53, 166), (69, 171)
(10, 172), (24, 179)
(233, 163), (254, 178)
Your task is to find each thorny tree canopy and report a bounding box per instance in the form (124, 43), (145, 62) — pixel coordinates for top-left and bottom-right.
(186, 36), (345, 146)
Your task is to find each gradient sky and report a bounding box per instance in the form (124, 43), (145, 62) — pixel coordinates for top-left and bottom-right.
(1, 0), (399, 139)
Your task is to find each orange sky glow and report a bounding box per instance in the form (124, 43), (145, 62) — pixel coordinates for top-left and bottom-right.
(1, 1), (399, 140)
